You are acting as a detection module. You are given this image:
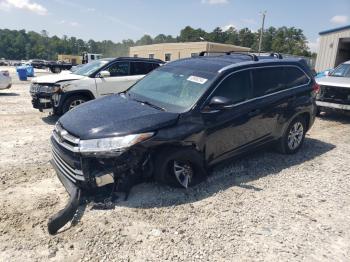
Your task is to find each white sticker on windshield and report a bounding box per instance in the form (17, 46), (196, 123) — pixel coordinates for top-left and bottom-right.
(187, 75), (208, 84)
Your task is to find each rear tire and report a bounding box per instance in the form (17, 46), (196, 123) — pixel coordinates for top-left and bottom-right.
(50, 67), (61, 74)
(316, 107), (322, 116)
(154, 147), (207, 188)
(277, 116), (306, 154)
(62, 95), (88, 114)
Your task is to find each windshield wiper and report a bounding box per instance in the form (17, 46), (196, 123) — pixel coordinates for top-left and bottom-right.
(134, 99), (165, 111)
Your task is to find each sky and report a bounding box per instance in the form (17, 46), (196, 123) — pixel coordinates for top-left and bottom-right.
(0, 0), (349, 52)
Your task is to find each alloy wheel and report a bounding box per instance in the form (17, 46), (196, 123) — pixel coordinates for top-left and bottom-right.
(69, 99), (85, 110)
(173, 160), (193, 188)
(287, 122), (304, 150)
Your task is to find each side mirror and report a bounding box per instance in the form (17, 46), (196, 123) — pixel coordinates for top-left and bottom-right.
(98, 70), (110, 78)
(205, 96), (232, 111)
(326, 69), (334, 76)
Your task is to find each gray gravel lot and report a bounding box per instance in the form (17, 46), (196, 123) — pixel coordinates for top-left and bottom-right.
(0, 67), (349, 261)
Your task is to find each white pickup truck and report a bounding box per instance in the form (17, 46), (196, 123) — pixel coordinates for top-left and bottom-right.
(30, 57), (164, 115)
(316, 60), (350, 113)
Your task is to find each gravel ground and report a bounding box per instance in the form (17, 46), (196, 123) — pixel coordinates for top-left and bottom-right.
(0, 67), (349, 261)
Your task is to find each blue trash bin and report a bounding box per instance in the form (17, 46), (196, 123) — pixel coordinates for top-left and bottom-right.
(26, 65), (34, 77)
(16, 66), (27, 81)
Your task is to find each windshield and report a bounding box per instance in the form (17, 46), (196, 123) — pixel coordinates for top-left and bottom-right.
(330, 63), (350, 78)
(128, 66), (217, 113)
(73, 60), (109, 76)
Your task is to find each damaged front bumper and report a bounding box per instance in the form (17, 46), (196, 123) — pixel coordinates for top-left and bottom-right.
(48, 132), (151, 233)
(317, 85), (350, 112)
(316, 101), (350, 111)
(48, 159), (82, 235)
(30, 93), (54, 113)
(30, 83), (62, 113)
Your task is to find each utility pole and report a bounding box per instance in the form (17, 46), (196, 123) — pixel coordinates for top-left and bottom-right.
(258, 11), (267, 55)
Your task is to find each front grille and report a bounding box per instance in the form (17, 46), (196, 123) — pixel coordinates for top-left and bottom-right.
(30, 83), (41, 93)
(52, 146), (84, 183)
(51, 123), (84, 183)
(52, 123), (80, 152)
(319, 85), (350, 104)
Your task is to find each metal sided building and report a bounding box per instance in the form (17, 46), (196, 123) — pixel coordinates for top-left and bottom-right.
(315, 25), (350, 72)
(129, 42), (250, 62)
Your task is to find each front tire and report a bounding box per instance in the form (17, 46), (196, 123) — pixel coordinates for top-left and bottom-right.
(62, 95), (88, 114)
(154, 147), (207, 188)
(277, 117), (306, 154)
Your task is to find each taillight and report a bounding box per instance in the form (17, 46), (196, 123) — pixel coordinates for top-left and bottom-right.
(1, 70), (9, 77)
(312, 82), (320, 94)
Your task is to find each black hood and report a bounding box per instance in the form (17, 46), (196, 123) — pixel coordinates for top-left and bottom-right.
(59, 95), (179, 139)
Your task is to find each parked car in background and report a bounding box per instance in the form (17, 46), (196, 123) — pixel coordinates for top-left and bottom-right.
(29, 59), (47, 69)
(30, 57), (164, 115)
(316, 61), (350, 114)
(45, 60), (73, 73)
(0, 60), (9, 66)
(47, 52), (317, 234)
(0, 70), (12, 90)
(315, 68), (333, 79)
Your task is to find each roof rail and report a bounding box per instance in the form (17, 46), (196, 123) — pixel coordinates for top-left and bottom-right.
(198, 51), (259, 61)
(269, 53), (283, 59)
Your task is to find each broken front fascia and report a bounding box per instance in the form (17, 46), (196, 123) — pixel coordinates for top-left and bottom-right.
(51, 123), (155, 189)
(48, 137), (153, 234)
(317, 85), (350, 110)
(30, 83), (62, 112)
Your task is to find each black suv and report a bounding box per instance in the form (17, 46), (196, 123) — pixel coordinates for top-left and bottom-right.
(48, 53), (317, 234)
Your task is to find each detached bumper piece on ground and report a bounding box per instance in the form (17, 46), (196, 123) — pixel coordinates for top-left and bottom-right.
(48, 160), (82, 235)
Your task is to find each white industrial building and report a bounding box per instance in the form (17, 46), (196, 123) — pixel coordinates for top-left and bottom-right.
(315, 25), (350, 72)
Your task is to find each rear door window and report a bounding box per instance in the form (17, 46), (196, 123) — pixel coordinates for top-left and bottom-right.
(252, 67), (285, 97)
(106, 62), (130, 77)
(284, 67), (309, 88)
(131, 62), (154, 75)
(213, 70), (251, 104)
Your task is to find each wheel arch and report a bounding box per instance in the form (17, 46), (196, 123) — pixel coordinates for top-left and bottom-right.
(55, 90), (95, 115)
(281, 111), (312, 137)
(60, 90), (95, 105)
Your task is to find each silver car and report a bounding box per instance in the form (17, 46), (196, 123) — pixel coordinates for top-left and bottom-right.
(0, 70), (12, 90)
(316, 60), (350, 113)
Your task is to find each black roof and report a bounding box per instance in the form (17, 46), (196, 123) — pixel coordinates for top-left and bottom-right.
(165, 54), (306, 74)
(104, 57), (164, 64)
(168, 55), (253, 73)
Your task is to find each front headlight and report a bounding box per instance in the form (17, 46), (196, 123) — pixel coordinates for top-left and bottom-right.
(39, 84), (61, 93)
(79, 133), (154, 154)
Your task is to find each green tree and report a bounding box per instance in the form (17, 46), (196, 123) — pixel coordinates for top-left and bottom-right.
(0, 26), (313, 60)
(136, 35), (153, 46)
(179, 26), (207, 42)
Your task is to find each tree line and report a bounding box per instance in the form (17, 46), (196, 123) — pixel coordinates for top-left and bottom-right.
(0, 26), (314, 60)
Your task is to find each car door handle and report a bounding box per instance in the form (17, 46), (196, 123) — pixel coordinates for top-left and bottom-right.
(248, 109), (261, 117)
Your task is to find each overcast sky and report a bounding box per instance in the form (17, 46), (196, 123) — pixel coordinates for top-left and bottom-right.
(0, 0), (349, 52)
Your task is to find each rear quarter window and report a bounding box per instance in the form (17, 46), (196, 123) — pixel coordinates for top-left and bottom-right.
(284, 67), (310, 88)
(252, 66), (310, 97)
(152, 63), (161, 70)
(131, 62), (154, 75)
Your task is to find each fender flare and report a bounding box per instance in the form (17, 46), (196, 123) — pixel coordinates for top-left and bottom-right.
(55, 90), (96, 114)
